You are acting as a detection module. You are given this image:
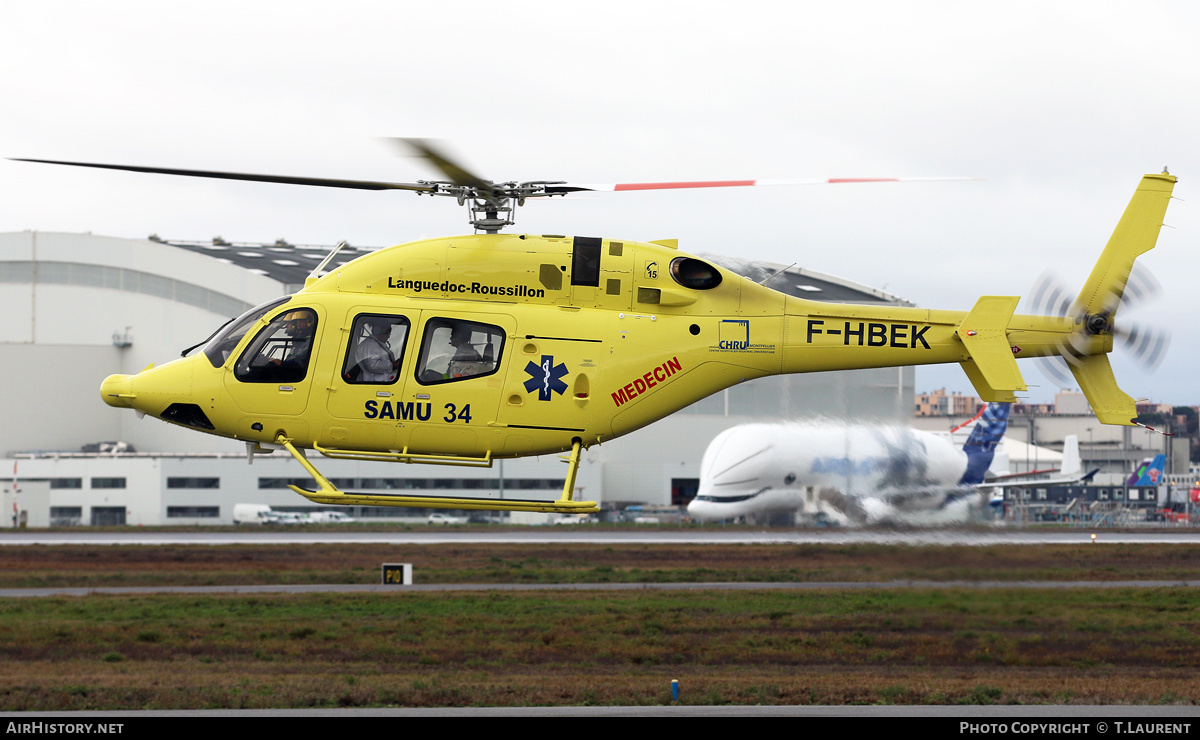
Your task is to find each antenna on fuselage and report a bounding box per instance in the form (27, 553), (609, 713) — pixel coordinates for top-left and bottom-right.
(758, 263), (797, 286)
(306, 240), (348, 288)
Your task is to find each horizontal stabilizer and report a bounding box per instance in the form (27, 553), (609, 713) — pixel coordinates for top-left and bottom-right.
(958, 296), (1025, 402)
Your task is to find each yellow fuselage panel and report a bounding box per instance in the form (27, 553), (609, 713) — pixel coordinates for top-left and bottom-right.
(105, 233), (1084, 459)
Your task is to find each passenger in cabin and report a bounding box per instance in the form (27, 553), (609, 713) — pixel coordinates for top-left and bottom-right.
(354, 319), (399, 383)
(418, 319), (498, 383)
(449, 324), (481, 361)
(449, 323), (496, 380)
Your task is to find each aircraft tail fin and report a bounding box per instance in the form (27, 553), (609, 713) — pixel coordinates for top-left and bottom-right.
(1127, 454), (1166, 487)
(958, 402), (1011, 485)
(1059, 435), (1081, 477)
(1072, 174), (1175, 318)
(1069, 173), (1176, 424)
(1069, 355), (1136, 425)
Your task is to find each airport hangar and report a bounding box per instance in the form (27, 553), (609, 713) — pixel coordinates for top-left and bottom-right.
(0, 230), (922, 526)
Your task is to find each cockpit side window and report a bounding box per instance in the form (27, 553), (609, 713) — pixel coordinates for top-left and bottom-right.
(234, 308), (318, 383)
(342, 314), (410, 385)
(203, 297), (290, 368)
(416, 318), (504, 385)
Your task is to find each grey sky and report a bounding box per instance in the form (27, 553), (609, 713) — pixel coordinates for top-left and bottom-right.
(3, 0), (1197, 405)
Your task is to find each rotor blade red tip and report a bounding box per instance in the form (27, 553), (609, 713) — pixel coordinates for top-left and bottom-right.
(612, 180), (756, 191)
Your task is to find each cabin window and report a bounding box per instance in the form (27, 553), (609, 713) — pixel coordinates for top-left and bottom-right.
(416, 318), (504, 385)
(203, 296), (290, 368)
(234, 308), (318, 383)
(342, 314), (410, 385)
(669, 257), (723, 290)
(571, 236), (602, 287)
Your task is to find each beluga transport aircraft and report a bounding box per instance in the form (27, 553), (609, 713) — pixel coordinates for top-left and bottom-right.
(688, 404), (1097, 526)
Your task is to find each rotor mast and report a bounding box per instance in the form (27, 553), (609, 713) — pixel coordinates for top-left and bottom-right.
(416, 178), (568, 233)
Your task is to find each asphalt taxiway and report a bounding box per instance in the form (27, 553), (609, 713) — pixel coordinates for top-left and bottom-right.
(2, 528), (1200, 546)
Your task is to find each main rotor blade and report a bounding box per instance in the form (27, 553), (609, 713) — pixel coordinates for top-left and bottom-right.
(9, 158), (436, 193)
(388, 138), (493, 191)
(545, 176), (980, 193)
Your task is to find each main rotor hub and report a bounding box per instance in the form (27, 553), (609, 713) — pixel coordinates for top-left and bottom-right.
(419, 180), (568, 233)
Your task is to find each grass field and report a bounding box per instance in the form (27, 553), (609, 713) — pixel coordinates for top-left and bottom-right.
(0, 540), (1197, 709)
(3, 540), (1200, 588)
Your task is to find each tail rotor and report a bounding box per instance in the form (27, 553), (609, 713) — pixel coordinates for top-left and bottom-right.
(1027, 266), (1170, 392)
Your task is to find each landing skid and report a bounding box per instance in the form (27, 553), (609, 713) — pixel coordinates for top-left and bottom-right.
(274, 435), (599, 514)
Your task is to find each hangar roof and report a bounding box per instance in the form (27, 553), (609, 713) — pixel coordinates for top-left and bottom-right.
(154, 236), (912, 306)
(151, 236), (375, 292)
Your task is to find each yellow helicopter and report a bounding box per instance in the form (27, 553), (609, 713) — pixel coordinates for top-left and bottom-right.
(13, 144), (1177, 515)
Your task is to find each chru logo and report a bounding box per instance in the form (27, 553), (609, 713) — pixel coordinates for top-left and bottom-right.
(523, 355), (569, 401)
(718, 319), (749, 350)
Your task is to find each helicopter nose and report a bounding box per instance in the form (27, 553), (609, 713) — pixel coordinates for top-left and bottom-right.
(100, 374), (135, 408)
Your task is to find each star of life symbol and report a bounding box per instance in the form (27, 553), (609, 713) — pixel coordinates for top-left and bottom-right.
(523, 355), (569, 401)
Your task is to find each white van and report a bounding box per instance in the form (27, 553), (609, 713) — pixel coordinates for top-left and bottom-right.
(232, 504), (278, 525)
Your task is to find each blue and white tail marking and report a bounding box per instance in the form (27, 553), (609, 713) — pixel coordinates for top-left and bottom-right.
(958, 403), (1011, 486)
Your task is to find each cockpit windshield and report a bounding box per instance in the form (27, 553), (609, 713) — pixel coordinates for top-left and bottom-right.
(202, 297), (291, 368)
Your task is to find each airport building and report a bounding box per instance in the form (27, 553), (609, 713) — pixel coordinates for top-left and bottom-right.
(0, 231), (915, 526)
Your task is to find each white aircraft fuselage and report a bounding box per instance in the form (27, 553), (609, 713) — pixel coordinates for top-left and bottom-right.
(687, 422), (987, 525)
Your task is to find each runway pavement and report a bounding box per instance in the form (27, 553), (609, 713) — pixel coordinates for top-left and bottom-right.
(2, 527), (1199, 546)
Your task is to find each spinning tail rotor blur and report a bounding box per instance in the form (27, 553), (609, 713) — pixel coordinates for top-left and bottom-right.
(1027, 264), (1170, 392)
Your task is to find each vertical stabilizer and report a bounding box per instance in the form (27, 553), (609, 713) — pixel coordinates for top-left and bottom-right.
(1073, 174), (1175, 318)
(1069, 355), (1135, 425)
(1060, 435), (1081, 477)
(1127, 454), (1166, 487)
(959, 403), (1011, 485)
(1069, 173), (1176, 425)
